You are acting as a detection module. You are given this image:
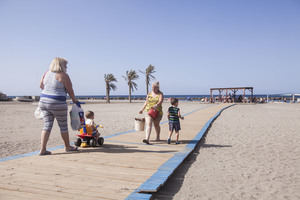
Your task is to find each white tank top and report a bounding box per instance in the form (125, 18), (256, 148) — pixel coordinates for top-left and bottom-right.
(41, 71), (67, 99)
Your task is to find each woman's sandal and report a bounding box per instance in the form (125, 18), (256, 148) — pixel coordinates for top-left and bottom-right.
(142, 139), (150, 145)
(39, 150), (52, 156)
(65, 146), (78, 152)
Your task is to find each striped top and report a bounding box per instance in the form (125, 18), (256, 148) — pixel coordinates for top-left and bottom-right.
(168, 106), (180, 123)
(145, 93), (163, 115)
(40, 71), (67, 103)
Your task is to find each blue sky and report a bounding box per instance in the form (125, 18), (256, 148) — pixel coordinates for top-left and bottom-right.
(0, 0), (299, 96)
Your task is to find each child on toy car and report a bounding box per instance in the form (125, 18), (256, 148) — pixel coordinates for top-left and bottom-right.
(84, 111), (100, 140)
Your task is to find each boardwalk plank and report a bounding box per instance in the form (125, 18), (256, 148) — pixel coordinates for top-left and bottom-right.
(0, 104), (229, 200)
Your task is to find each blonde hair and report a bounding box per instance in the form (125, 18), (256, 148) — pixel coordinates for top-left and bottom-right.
(49, 57), (68, 73)
(152, 81), (161, 93)
(152, 81), (160, 89)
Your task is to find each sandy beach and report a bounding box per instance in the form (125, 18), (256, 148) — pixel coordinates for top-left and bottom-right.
(1, 102), (299, 200)
(0, 101), (209, 158)
(153, 103), (300, 200)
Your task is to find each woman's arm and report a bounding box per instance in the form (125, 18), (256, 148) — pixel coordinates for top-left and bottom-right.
(60, 73), (77, 103)
(39, 72), (47, 89)
(154, 92), (164, 109)
(40, 76), (44, 90)
(139, 95), (149, 114)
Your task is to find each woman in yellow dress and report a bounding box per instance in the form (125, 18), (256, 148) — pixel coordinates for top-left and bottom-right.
(139, 82), (164, 144)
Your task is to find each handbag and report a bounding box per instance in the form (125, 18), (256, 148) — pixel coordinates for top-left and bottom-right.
(69, 104), (82, 130)
(34, 106), (43, 120)
(148, 108), (159, 119)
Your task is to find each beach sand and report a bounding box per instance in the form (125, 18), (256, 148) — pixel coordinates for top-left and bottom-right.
(0, 101), (209, 158)
(1, 102), (299, 200)
(153, 103), (300, 200)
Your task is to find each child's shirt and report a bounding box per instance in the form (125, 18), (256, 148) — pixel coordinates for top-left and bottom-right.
(168, 106), (180, 123)
(85, 119), (95, 127)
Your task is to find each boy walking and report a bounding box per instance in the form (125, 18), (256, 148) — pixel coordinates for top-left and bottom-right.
(167, 98), (184, 144)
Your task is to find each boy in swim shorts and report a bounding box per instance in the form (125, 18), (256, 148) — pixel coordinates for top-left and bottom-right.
(167, 98), (184, 144)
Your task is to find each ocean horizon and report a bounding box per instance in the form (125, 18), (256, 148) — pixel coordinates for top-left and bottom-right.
(8, 94), (298, 100)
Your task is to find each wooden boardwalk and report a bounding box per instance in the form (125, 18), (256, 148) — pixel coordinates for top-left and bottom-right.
(0, 104), (232, 200)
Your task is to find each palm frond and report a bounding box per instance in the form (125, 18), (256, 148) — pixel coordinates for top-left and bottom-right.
(132, 82), (138, 91)
(146, 65), (156, 74)
(128, 70), (139, 80)
(122, 75), (128, 81)
(124, 69), (139, 88)
(110, 83), (117, 91)
(149, 74), (155, 80)
(104, 73), (117, 82)
(140, 65), (157, 95)
(139, 70), (145, 75)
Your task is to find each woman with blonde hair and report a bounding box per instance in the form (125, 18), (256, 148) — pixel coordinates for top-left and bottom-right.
(39, 57), (79, 155)
(139, 81), (164, 144)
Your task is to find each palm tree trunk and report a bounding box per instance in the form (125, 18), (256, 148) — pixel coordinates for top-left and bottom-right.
(129, 85), (132, 103)
(146, 76), (149, 95)
(106, 82), (110, 103)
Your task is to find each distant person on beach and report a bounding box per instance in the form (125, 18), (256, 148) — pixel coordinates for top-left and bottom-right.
(85, 111), (100, 141)
(39, 57), (79, 155)
(139, 82), (164, 144)
(238, 95), (243, 102)
(167, 98), (184, 144)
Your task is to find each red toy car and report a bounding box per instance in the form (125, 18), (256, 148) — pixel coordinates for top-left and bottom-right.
(74, 124), (104, 147)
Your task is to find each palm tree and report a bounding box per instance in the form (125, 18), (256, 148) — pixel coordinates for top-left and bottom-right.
(140, 64), (156, 95)
(104, 73), (117, 103)
(123, 70), (139, 103)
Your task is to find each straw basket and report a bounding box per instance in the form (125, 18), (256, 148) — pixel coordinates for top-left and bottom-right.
(134, 117), (145, 131)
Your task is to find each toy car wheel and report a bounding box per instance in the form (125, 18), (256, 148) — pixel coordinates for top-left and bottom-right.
(98, 137), (104, 146)
(75, 138), (81, 147)
(91, 138), (97, 147)
(86, 139), (90, 146)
